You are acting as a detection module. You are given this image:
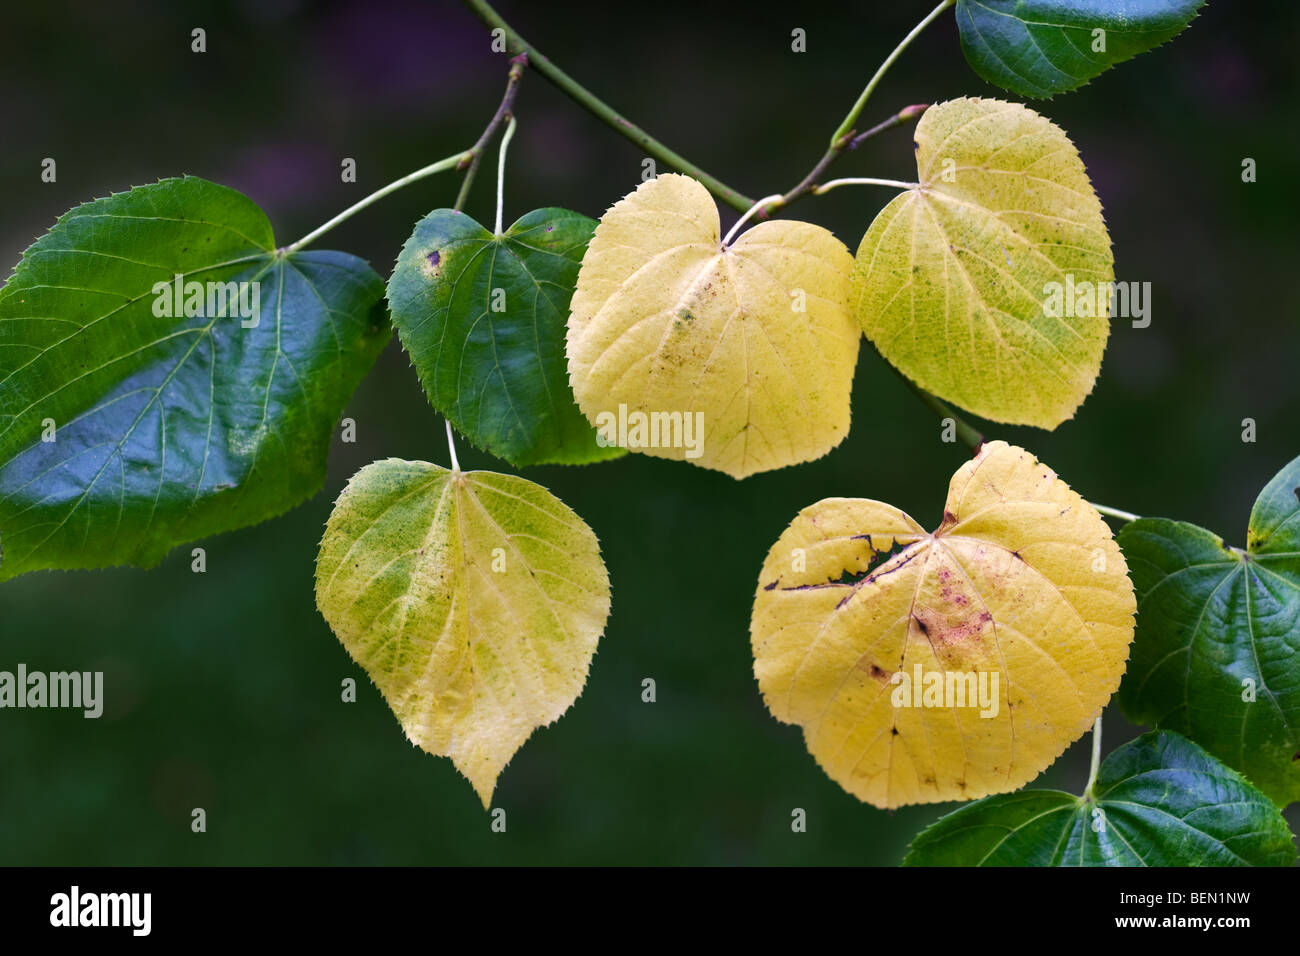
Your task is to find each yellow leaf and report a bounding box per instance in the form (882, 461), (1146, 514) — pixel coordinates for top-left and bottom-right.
(567, 173), (860, 479)
(315, 459), (610, 807)
(750, 441), (1134, 808)
(852, 98), (1114, 429)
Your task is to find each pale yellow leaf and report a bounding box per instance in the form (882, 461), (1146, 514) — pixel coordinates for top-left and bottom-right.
(315, 459), (610, 807)
(852, 98), (1115, 429)
(567, 173), (860, 479)
(750, 441), (1134, 808)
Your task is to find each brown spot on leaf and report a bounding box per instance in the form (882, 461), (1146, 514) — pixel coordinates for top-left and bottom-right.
(861, 662), (892, 684)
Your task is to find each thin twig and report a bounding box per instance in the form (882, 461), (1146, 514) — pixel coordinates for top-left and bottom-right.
(455, 53), (528, 212)
(751, 0), (953, 220)
(830, 0), (955, 146)
(847, 103), (929, 151)
(461, 0), (755, 212)
(750, 0), (952, 221)
(759, 104), (928, 219)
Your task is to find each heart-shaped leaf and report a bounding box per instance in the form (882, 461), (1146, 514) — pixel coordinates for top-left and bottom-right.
(314, 458), (611, 806)
(1117, 453), (1300, 806)
(904, 730), (1297, 866)
(751, 440), (1135, 808)
(851, 98), (1113, 429)
(0, 177), (388, 580)
(387, 207), (620, 467)
(956, 0), (1208, 99)
(568, 173), (860, 479)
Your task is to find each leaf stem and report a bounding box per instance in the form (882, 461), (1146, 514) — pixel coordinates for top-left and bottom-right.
(722, 193), (784, 246)
(461, 0), (756, 212)
(830, 0), (956, 147)
(446, 419), (462, 472)
(1090, 502), (1141, 524)
(494, 115), (517, 235)
(813, 177), (917, 195)
(283, 151), (467, 253)
(455, 53), (528, 213)
(1083, 715), (1103, 800)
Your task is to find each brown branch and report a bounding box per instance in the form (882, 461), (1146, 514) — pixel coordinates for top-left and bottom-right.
(454, 52), (528, 212)
(461, 0), (755, 212)
(757, 103), (927, 220)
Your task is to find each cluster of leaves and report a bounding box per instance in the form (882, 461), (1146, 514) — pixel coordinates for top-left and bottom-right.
(4, 0), (1289, 866)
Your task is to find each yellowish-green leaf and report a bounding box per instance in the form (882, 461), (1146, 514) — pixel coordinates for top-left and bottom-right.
(851, 98), (1114, 429)
(750, 441), (1135, 808)
(567, 173), (860, 479)
(314, 458), (611, 807)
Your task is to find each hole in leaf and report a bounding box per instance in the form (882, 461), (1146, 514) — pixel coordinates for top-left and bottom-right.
(831, 535), (913, 585)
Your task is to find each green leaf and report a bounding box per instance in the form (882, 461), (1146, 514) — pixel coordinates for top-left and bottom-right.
(1117, 453), (1300, 806)
(314, 458), (611, 806)
(955, 0), (1207, 99)
(387, 207), (621, 467)
(904, 731), (1297, 866)
(0, 176), (389, 580)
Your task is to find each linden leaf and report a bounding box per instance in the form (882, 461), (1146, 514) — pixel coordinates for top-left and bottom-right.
(1117, 452), (1300, 807)
(0, 177), (389, 580)
(750, 440), (1135, 808)
(904, 731), (1297, 866)
(956, 0), (1208, 100)
(851, 97), (1114, 429)
(387, 207), (622, 467)
(314, 458), (610, 807)
(567, 173), (860, 479)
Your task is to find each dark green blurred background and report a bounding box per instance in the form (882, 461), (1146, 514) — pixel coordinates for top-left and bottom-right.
(2, 0), (1297, 864)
